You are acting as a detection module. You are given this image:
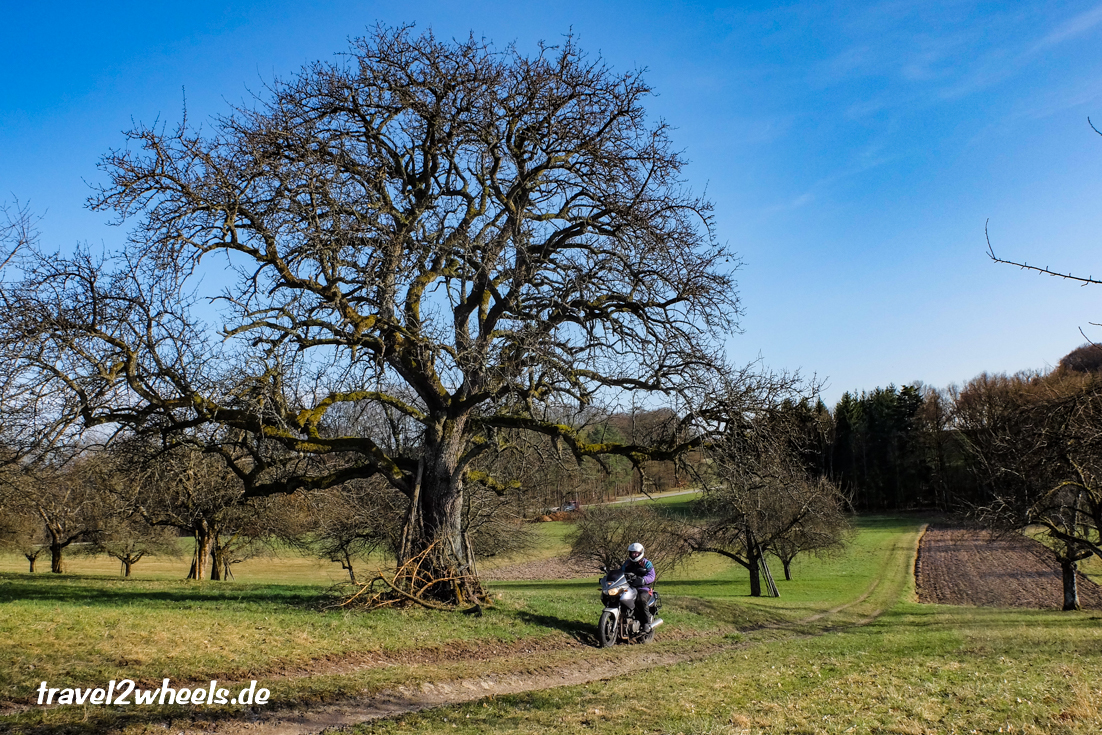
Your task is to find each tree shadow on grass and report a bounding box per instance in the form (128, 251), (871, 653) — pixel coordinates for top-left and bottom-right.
(0, 574), (325, 610)
(514, 610), (600, 647)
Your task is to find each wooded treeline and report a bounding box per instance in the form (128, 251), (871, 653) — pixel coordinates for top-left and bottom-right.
(791, 384), (975, 512)
(783, 342), (1102, 517)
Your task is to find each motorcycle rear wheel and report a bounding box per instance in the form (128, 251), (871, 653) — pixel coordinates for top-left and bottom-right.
(597, 610), (617, 647)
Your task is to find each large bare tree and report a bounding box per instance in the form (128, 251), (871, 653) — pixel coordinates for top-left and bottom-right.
(5, 28), (739, 604)
(0, 203), (85, 472)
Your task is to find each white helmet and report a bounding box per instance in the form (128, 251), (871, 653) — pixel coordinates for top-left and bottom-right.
(628, 542), (644, 562)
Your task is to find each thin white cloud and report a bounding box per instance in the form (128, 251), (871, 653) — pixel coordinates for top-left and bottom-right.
(1032, 3), (1102, 51)
(1020, 79), (1102, 120)
(760, 154), (896, 217)
(788, 192), (815, 209)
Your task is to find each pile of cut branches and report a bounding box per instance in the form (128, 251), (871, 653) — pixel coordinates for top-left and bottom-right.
(331, 543), (488, 614)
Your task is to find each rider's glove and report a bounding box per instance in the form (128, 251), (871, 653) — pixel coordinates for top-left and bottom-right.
(625, 572), (637, 584)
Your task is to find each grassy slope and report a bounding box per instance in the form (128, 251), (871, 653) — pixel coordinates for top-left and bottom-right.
(2, 513), (922, 733)
(354, 603), (1102, 735)
(350, 518), (1102, 735)
(10, 508), (1102, 734)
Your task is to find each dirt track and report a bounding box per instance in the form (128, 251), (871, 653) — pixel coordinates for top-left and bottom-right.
(915, 525), (1102, 609)
(482, 555), (591, 581)
(204, 638), (727, 735)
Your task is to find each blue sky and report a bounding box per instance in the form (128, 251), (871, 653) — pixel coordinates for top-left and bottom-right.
(2, 1), (1100, 405)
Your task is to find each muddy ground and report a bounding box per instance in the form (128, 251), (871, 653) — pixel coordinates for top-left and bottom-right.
(914, 525), (1102, 609)
(482, 555), (592, 581)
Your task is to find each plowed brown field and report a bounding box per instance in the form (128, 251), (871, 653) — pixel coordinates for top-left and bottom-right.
(915, 525), (1102, 609)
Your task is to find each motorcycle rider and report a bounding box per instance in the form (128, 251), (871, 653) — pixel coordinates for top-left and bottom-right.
(621, 542), (656, 633)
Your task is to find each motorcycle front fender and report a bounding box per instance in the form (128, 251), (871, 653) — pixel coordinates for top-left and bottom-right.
(602, 606), (620, 619)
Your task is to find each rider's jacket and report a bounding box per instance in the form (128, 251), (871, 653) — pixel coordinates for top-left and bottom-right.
(620, 557), (656, 592)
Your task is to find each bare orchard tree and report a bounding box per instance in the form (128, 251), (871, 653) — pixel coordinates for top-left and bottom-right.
(85, 512), (180, 577)
(207, 498), (277, 581)
(116, 444), (250, 581)
(0, 502), (50, 572)
(567, 504), (691, 573)
(64, 450), (181, 577)
(2, 459), (101, 574)
(693, 467), (847, 596)
(298, 480), (405, 584)
(6, 27), (739, 605)
(767, 476), (851, 580)
(691, 393), (849, 597)
(957, 370), (1102, 610)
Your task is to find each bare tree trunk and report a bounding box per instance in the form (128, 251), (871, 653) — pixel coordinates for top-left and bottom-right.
(747, 538), (762, 598)
(782, 558), (793, 581)
(344, 552), (356, 584)
(123, 559), (134, 577)
(397, 419), (483, 604)
(1061, 558), (1081, 611)
(26, 555), (36, 573)
(187, 522), (212, 581)
(210, 548), (223, 580)
(50, 543), (64, 574)
(209, 550), (232, 581)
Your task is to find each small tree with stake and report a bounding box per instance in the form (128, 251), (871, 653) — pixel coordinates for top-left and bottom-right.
(691, 401), (849, 597)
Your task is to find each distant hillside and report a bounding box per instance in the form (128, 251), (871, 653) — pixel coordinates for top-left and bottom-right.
(1058, 343), (1102, 375)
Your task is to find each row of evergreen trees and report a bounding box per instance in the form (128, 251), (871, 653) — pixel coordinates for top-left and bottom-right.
(789, 384), (975, 512)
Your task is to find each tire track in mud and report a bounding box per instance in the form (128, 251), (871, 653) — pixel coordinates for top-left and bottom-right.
(801, 578), (880, 623)
(162, 625), (868, 735)
(205, 640), (736, 735)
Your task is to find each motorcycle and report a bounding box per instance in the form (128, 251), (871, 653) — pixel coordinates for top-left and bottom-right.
(596, 567), (663, 647)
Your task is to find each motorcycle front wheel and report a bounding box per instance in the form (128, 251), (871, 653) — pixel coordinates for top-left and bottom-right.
(597, 610), (617, 647)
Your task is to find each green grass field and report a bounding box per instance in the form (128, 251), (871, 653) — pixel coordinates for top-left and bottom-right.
(352, 602), (1102, 735)
(3, 509), (1101, 734)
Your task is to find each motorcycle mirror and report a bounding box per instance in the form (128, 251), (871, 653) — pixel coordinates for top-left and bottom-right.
(598, 565), (606, 572)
